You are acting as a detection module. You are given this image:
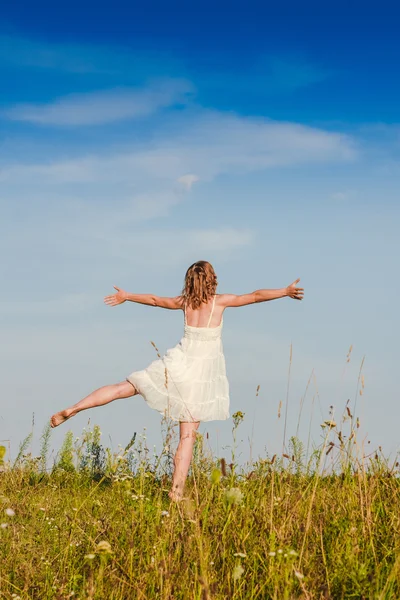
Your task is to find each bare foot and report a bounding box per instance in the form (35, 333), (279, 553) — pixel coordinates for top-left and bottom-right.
(50, 409), (74, 428)
(168, 489), (185, 502)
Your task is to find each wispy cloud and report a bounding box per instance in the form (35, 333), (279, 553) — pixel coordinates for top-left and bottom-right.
(197, 54), (334, 100)
(177, 174), (199, 191)
(264, 55), (334, 92)
(0, 109), (357, 188)
(0, 34), (183, 76)
(5, 78), (193, 126)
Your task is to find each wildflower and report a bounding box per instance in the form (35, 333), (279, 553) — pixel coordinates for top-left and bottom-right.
(85, 553), (96, 560)
(233, 552), (246, 558)
(232, 411), (245, 428)
(288, 549), (298, 556)
(161, 510), (170, 517)
(1, 523), (8, 529)
(211, 468), (222, 484)
(268, 551), (276, 556)
(277, 549), (283, 554)
(321, 420), (336, 428)
(224, 487), (244, 506)
(233, 564), (244, 581)
(294, 570), (304, 579)
(210, 561), (214, 565)
(96, 540), (112, 554)
(5, 508), (15, 517)
(39, 507), (46, 512)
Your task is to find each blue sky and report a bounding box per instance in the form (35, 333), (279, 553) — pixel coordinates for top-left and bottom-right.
(1, 2), (399, 466)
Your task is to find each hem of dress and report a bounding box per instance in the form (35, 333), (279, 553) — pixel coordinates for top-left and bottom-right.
(127, 373), (230, 423)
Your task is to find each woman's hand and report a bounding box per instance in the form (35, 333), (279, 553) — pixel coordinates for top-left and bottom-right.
(286, 278), (304, 300)
(104, 286), (128, 307)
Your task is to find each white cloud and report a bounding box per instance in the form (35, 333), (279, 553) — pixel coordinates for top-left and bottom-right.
(4, 79), (193, 127)
(177, 174), (199, 190)
(0, 110), (357, 188)
(5, 78), (193, 126)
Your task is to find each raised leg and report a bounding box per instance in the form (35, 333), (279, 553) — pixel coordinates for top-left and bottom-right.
(169, 421), (200, 502)
(50, 381), (137, 428)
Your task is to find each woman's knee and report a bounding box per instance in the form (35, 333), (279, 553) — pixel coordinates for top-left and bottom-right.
(180, 421), (200, 441)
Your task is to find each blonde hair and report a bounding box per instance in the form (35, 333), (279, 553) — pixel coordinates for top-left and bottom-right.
(182, 261), (218, 310)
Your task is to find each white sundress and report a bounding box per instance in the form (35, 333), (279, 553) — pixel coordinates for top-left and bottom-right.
(126, 295), (230, 422)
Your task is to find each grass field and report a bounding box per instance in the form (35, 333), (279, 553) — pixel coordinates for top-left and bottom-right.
(1, 404), (400, 600)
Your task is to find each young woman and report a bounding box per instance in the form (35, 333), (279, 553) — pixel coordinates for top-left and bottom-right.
(50, 261), (304, 500)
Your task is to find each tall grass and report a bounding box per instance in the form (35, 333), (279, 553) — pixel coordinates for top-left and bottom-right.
(1, 348), (399, 599)
(1, 411), (400, 599)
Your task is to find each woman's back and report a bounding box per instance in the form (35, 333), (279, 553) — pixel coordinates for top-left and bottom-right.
(184, 295), (223, 329)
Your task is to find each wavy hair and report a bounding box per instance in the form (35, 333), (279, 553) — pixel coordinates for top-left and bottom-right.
(182, 261), (218, 310)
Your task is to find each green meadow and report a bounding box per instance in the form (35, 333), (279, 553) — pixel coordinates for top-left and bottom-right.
(1, 402), (400, 600)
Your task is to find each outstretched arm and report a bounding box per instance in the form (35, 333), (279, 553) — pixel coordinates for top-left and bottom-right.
(104, 287), (183, 310)
(220, 279), (304, 308)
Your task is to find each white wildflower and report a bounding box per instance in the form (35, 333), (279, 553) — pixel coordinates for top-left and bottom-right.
(224, 487), (244, 506)
(294, 570), (304, 579)
(288, 549), (298, 556)
(85, 553), (95, 560)
(5, 508), (15, 517)
(96, 540), (112, 554)
(268, 551), (276, 556)
(277, 549), (283, 554)
(233, 552), (246, 558)
(161, 510), (170, 517)
(1, 523), (8, 529)
(233, 564), (244, 581)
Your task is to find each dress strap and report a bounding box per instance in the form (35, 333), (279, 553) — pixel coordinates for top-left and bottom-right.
(207, 295), (216, 328)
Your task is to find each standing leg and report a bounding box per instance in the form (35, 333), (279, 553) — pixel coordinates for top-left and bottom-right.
(50, 381), (137, 428)
(169, 421), (200, 501)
